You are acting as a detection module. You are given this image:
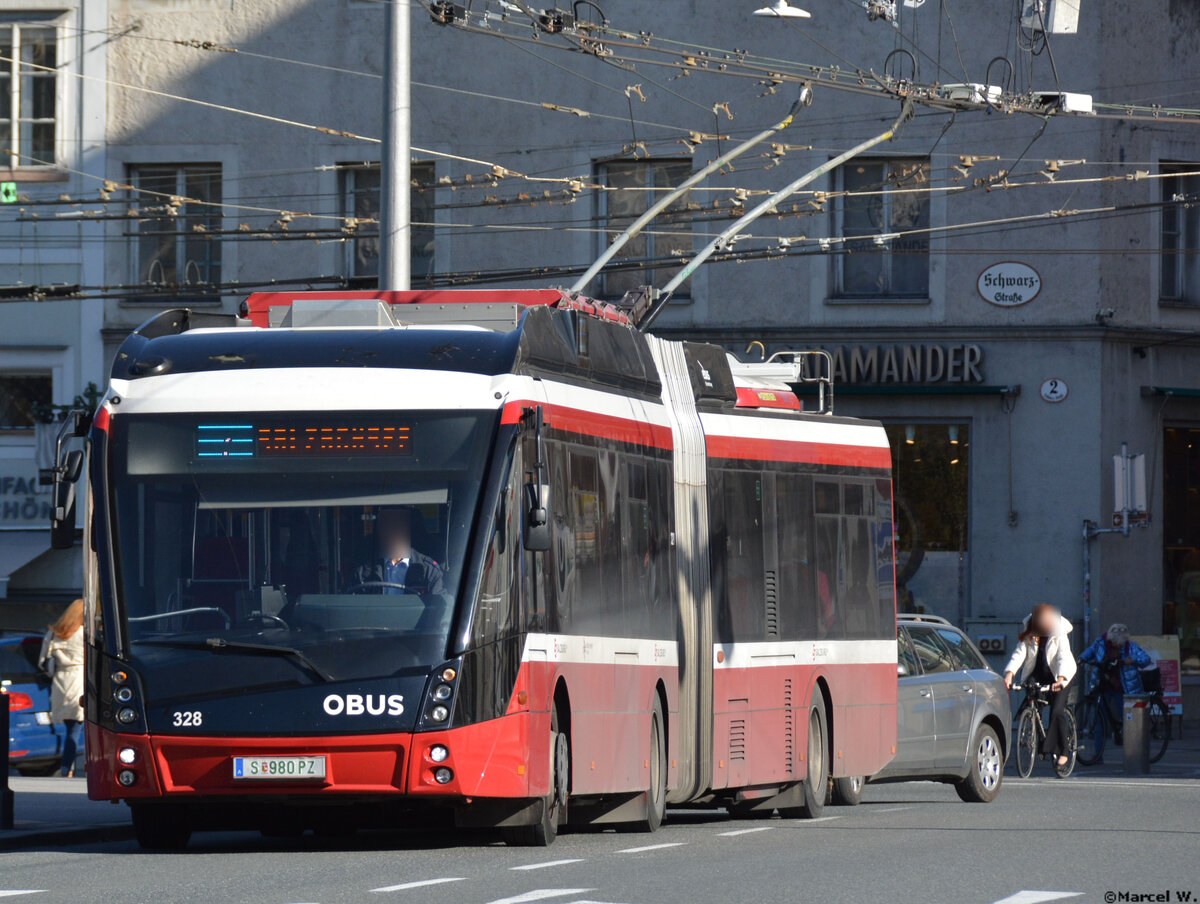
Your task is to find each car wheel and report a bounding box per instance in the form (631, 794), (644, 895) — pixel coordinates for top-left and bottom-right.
(16, 762), (60, 777)
(830, 775), (865, 806)
(955, 723), (1004, 803)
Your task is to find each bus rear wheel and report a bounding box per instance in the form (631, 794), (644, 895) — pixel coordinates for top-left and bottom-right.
(503, 707), (568, 847)
(131, 803), (192, 851)
(628, 696), (667, 832)
(779, 688), (828, 820)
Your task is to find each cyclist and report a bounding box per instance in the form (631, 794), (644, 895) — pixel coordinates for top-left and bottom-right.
(1078, 623), (1153, 740)
(1003, 603), (1077, 770)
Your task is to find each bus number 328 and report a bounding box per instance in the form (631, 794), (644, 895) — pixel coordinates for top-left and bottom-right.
(172, 711), (203, 727)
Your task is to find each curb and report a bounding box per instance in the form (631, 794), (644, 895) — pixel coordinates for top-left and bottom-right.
(1, 823), (135, 851)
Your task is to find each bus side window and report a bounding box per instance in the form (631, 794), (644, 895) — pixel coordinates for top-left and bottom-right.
(569, 449), (603, 632)
(776, 474), (816, 640)
(814, 481), (842, 639)
(622, 459), (651, 637)
(875, 480), (896, 632)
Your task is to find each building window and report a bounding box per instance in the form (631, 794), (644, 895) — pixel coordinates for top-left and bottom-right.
(0, 19), (58, 167)
(832, 158), (930, 299)
(341, 162), (436, 284)
(0, 373), (51, 432)
(886, 423), (969, 624)
(1160, 163), (1200, 305)
(596, 158), (692, 300)
(128, 164), (222, 299)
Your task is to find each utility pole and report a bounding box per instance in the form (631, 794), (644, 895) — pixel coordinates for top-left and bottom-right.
(379, 0), (411, 291)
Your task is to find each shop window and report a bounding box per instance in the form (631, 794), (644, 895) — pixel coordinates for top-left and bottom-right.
(128, 164), (222, 301)
(0, 19), (58, 167)
(341, 161), (436, 282)
(0, 373), (51, 431)
(1160, 163), (1200, 305)
(596, 158), (692, 300)
(1162, 426), (1200, 673)
(831, 158), (930, 299)
(886, 423), (969, 624)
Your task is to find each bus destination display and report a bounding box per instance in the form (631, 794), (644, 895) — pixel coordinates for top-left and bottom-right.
(196, 424), (411, 458)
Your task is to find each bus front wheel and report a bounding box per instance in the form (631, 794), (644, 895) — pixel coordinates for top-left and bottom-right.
(503, 707), (568, 847)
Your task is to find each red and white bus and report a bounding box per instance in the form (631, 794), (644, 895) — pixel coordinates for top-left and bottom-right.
(63, 289), (896, 848)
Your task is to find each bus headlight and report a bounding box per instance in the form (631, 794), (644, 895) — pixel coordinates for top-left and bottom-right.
(118, 770), (137, 787)
(433, 684), (453, 701)
(116, 707), (138, 725)
(115, 686), (134, 703)
(429, 744), (449, 763)
(118, 747), (137, 765)
(430, 705), (449, 723)
(434, 767), (453, 784)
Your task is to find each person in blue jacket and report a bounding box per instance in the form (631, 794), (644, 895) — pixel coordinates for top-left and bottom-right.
(1078, 623), (1154, 726)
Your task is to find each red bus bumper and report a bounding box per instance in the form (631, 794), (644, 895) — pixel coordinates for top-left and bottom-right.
(86, 711), (548, 803)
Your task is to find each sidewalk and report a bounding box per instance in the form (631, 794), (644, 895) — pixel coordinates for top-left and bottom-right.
(1, 775), (134, 850)
(1007, 718), (1200, 780)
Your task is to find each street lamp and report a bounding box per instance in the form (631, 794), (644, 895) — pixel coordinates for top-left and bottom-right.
(753, 0), (811, 17)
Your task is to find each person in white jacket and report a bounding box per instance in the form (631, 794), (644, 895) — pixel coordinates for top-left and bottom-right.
(39, 599), (86, 777)
(1003, 603), (1077, 769)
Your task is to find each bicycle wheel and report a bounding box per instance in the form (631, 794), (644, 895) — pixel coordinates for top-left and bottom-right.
(1055, 708), (1077, 778)
(1015, 705), (1038, 778)
(1074, 696), (1105, 766)
(1147, 697), (1171, 764)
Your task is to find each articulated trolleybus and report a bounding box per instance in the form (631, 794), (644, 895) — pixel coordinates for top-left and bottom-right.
(55, 289), (897, 848)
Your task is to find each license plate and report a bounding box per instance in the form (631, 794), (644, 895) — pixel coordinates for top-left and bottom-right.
(35, 712), (51, 726)
(232, 755), (326, 781)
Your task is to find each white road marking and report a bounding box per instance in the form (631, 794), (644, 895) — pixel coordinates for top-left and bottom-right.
(485, 890), (594, 904)
(511, 860), (585, 871)
(871, 806), (914, 813)
(717, 826), (775, 837)
(779, 815), (842, 823)
(0, 895), (46, 900)
(615, 842), (686, 854)
(371, 878), (466, 893)
(1007, 778), (1200, 790)
(991, 892), (1082, 904)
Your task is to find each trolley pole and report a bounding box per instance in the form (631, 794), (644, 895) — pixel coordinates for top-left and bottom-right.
(378, 0), (411, 291)
(1, 689), (13, 829)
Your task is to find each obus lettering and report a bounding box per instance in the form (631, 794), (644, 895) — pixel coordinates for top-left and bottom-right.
(322, 693), (404, 717)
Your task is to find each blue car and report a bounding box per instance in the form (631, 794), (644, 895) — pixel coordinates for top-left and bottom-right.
(2, 633), (65, 776)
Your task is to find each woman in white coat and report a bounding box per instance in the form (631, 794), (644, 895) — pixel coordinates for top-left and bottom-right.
(40, 599), (85, 777)
(1003, 603), (1077, 769)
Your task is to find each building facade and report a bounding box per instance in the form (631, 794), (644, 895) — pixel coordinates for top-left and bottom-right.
(2, 0), (1199, 683)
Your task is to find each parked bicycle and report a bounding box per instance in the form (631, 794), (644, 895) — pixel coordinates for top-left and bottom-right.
(1013, 683), (1077, 778)
(1075, 662), (1170, 766)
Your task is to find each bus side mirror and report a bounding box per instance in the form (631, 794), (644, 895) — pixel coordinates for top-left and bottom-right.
(44, 413), (89, 550)
(523, 482), (551, 551)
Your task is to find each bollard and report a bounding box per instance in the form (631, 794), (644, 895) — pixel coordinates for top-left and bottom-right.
(2, 689), (13, 828)
(1123, 694), (1151, 774)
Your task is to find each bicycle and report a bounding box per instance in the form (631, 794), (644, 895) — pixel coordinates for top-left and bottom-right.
(1074, 663), (1170, 766)
(1013, 683), (1077, 779)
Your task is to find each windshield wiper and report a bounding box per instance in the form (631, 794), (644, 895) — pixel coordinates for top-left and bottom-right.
(133, 637), (334, 683)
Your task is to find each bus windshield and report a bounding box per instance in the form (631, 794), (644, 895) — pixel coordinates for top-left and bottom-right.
(108, 411), (496, 684)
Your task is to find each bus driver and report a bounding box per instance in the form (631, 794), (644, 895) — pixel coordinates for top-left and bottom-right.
(356, 507), (446, 595)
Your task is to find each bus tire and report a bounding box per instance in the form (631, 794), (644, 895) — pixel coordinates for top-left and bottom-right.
(629, 696), (667, 832)
(503, 707), (568, 847)
(131, 804), (192, 851)
(779, 687), (828, 820)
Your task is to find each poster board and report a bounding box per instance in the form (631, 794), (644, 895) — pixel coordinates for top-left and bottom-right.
(1131, 634), (1183, 716)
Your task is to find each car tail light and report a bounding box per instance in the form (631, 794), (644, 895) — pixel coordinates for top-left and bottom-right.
(6, 692), (34, 711)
